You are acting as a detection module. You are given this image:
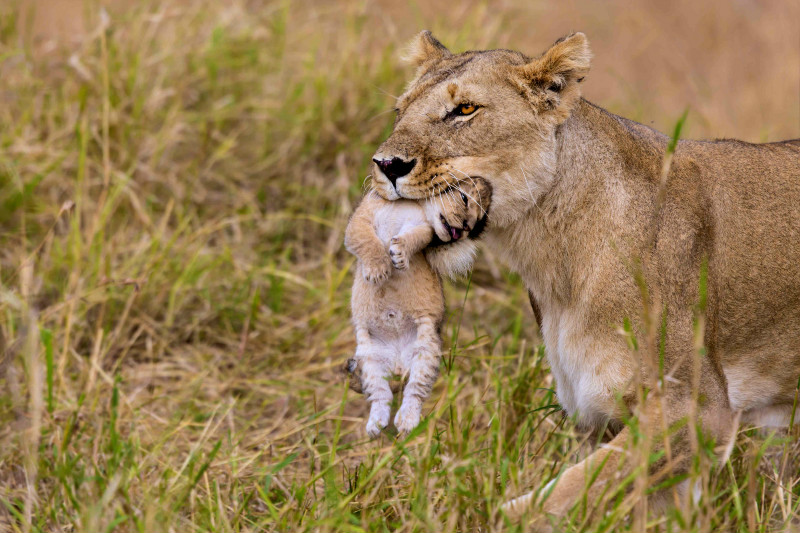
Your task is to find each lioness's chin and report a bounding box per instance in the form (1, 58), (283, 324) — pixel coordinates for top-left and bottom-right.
(372, 183), (401, 201)
(425, 239), (478, 280)
(395, 184), (432, 201)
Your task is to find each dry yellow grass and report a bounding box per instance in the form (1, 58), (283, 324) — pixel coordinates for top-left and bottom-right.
(1, 0), (798, 531)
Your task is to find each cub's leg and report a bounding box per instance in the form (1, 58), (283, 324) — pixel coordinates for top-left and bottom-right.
(353, 326), (395, 438)
(389, 223), (433, 270)
(395, 316), (441, 435)
(363, 363), (394, 438)
(344, 194), (391, 284)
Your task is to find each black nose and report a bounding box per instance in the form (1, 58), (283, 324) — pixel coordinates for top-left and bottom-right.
(372, 157), (416, 188)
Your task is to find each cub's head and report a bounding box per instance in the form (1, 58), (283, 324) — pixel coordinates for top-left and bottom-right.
(372, 31), (591, 227)
(425, 175), (491, 243)
(423, 177), (492, 279)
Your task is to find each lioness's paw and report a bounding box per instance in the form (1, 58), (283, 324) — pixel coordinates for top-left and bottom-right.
(389, 236), (409, 270)
(394, 402), (421, 435)
(366, 403), (391, 438)
(362, 255), (392, 284)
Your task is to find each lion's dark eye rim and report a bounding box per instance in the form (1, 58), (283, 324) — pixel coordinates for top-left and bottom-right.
(454, 103), (478, 116)
(547, 81), (563, 93)
(445, 103), (481, 121)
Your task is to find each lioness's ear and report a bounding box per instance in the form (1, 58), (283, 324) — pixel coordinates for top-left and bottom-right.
(513, 32), (591, 116)
(403, 30), (451, 69)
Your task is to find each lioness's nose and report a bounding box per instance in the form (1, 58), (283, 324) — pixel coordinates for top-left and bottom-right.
(372, 157), (416, 188)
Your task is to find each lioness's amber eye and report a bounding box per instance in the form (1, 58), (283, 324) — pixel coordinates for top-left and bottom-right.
(456, 104), (477, 115)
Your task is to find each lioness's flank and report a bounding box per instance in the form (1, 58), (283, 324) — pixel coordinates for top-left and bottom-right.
(369, 30), (800, 524)
(344, 179), (490, 437)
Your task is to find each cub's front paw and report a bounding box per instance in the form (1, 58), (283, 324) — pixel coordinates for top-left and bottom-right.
(366, 403), (391, 438)
(394, 401), (421, 435)
(361, 254), (392, 284)
(389, 236), (410, 270)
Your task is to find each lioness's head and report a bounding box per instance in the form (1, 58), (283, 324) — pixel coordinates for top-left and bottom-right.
(372, 32), (591, 226)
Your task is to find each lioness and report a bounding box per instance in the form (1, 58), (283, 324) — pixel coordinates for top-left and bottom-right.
(369, 31), (800, 523)
(344, 179), (490, 437)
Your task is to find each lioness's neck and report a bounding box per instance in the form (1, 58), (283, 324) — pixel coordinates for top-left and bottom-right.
(486, 99), (666, 307)
(555, 99), (667, 202)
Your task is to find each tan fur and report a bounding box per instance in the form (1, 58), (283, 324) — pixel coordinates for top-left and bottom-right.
(344, 180), (490, 437)
(371, 30), (800, 523)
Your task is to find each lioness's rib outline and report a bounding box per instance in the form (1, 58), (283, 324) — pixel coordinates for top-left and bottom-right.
(369, 29), (800, 526)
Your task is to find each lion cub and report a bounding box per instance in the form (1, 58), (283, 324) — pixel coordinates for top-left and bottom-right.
(344, 180), (489, 437)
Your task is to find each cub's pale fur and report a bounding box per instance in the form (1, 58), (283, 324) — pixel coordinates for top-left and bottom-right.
(344, 179), (490, 437)
(370, 30), (800, 525)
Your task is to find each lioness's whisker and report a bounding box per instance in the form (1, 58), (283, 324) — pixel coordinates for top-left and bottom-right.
(450, 167), (479, 193)
(437, 185), (455, 227)
(443, 186), (459, 214)
(519, 165), (541, 211)
(449, 168), (489, 213)
(447, 172), (488, 217)
(446, 167), (478, 194)
(435, 186), (448, 217)
(454, 185), (488, 218)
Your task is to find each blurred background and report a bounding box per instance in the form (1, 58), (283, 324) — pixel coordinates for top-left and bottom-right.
(19, 0), (800, 140)
(1, 1), (798, 531)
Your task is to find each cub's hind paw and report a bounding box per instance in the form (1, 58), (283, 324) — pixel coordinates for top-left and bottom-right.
(389, 236), (409, 270)
(342, 357), (364, 394)
(394, 402), (421, 435)
(366, 403), (391, 438)
(362, 255), (392, 284)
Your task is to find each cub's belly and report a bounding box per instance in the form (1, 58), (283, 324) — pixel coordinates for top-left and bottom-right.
(367, 307), (416, 342)
(364, 310), (419, 377)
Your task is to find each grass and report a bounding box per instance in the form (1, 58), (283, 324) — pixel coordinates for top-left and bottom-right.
(0, 0), (798, 531)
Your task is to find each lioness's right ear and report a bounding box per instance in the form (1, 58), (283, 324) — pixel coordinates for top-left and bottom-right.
(512, 32), (591, 117)
(403, 30), (451, 70)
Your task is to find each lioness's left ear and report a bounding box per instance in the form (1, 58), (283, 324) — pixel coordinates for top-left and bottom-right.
(513, 32), (592, 114)
(403, 30), (451, 69)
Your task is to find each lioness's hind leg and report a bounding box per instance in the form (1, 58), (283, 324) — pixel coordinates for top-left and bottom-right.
(395, 316), (441, 435)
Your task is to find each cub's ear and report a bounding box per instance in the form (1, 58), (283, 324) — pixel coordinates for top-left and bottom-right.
(403, 30), (451, 69)
(512, 32), (591, 117)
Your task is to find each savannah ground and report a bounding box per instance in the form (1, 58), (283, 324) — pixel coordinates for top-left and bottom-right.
(1, 1), (799, 531)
